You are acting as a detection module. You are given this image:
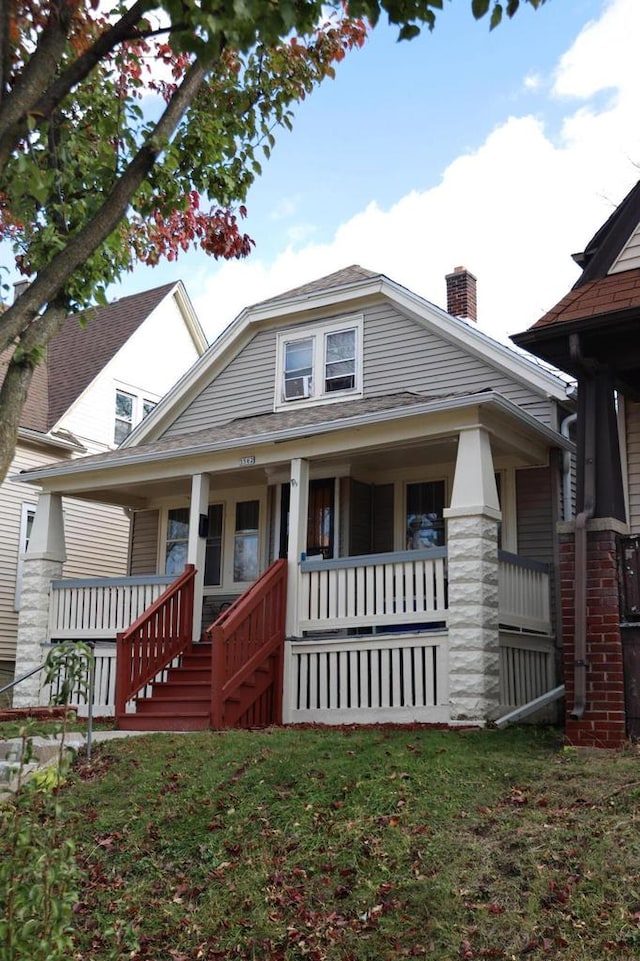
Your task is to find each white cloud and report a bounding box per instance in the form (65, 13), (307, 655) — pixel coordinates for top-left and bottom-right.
(523, 72), (541, 91)
(194, 0), (640, 347)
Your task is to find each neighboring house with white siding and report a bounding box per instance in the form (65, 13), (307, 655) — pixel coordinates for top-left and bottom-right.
(13, 266), (574, 730)
(0, 281), (207, 691)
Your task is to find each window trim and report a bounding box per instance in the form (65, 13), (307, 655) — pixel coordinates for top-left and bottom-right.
(274, 315), (364, 412)
(114, 384), (159, 446)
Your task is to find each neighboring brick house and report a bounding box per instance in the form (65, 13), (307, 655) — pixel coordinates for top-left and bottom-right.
(514, 178), (640, 748)
(13, 265), (575, 729)
(1, 281), (207, 691)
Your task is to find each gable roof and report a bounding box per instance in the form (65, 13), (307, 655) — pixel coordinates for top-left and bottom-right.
(126, 265), (569, 449)
(46, 282), (176, 427)
(572, 179), (640, 287)
(252, 265), (379, 308)
(1, 281), (198, 443)
(512, 179), (640, 396)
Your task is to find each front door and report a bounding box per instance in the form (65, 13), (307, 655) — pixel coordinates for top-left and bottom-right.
(278, 478), (335, 559)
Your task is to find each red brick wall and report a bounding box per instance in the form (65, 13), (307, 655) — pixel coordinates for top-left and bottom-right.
(559, 528), (626, 749)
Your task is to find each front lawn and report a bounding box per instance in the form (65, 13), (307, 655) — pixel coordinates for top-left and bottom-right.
(10, 726), (640, 959)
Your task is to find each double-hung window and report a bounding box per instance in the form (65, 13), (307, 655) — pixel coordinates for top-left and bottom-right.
(276, 316), (363, 409)
(15, 502), (36, 610)
(114, 388), (158, 445)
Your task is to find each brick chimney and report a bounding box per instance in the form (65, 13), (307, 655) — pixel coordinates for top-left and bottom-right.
(445, 266), (477, 322)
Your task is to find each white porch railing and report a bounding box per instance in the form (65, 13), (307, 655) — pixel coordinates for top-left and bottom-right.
(498, 551), (551, 634)
(284, 631), (449, 725)
(48, 575), (174, 641)
(299, 548), (448, 633)
(499, 631), (557, 711)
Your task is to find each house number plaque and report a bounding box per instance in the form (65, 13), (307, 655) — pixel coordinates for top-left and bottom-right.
(240, 455), (255, 465)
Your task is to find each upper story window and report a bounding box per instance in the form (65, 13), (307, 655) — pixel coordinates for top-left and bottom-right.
(275, 315), (363, 410)
(114, 388), (158, 445)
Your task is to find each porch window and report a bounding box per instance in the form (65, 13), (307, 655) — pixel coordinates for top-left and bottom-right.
(204, 504), (223, 586)
(275, 315), (363, 409)
(165, 508), (189, 575)
(406, 481), (445, 549)
(234, 500), (259, 582)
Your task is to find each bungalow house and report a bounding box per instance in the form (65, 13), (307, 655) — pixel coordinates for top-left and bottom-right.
(12, 266), (574, 729)
(514, 178), (640, 748)
(1, 281), (207, 694)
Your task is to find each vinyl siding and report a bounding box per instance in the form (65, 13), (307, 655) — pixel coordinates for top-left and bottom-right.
(610, 224), (640, 273)
(516, 465), (556, 564)
(163, 303), (555, 439)
(0, 444), (129, 664)
(129, 509), (160, 574)
(626, 400), (640, 534)
(0, 445), (55, 663)
(163, 328), (276, 436)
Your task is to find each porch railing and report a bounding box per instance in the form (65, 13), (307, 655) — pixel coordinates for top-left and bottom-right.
(498, 551), (551, 634)
(115, 565), (195, 718)
(499, 631), (557, 710)
(49, 574), (174, 641)
(285, 630), (449, 725)
(209, 559), (287, 728)
(299, 548), (447, 634)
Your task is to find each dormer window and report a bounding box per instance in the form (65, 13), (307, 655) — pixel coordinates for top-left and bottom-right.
(275, 315), (363, 410)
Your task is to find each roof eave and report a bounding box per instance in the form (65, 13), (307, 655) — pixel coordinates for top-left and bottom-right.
(13, 390), (573, 489)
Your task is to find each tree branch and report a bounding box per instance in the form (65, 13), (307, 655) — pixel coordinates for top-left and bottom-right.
(0, 0), (152, 171)
(0, 59), (207, 355)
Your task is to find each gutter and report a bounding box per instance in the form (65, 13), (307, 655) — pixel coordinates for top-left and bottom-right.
(569, 336), (596, 721)
(18, 427), (86, 453)
(561, 412), (578, 522)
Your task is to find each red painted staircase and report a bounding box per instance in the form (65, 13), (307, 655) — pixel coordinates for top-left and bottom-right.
(118, 642), (212, 731)
(115, 560), (287, 732)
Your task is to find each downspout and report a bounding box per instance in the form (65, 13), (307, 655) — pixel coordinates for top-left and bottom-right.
(569, 339), (596, 721)
(561, 412), (578, 522)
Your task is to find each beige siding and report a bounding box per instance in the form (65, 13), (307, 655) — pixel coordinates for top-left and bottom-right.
(62, 498), (129, 580)
(626, 400), (640, 534)
(610, 223), (640, 273)
(0, 445), (55, 663)
(163, 302), (554, 439)
(130, 509), (160, 574)
(0, 443), (129, 666)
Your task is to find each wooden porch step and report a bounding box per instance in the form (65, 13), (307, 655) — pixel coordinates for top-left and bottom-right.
(166, 667), (209, 683)
(135, 695), (210, 714)
(118, 713), (210, 732)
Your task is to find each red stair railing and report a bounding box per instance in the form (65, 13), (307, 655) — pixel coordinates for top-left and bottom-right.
(209, 559), (287, 728)
(115, 564), (196, 720)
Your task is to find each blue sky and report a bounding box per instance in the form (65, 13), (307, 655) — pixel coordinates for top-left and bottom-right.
(18, 0), (640, 346)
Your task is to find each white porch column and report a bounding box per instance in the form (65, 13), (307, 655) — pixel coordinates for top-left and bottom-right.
(188, 473), (210, 642)
(443, 427), (502, 723)
(286, 458), (309, 637)
(13, 493), (67, 707)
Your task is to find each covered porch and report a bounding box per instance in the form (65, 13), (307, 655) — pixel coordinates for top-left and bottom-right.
(13, 391), (568, 727)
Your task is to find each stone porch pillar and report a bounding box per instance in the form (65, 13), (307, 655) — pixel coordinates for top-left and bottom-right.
(187, 473), (210, 642)
(285, 458), (309, 637)
(443, 427), (501, 723)
(13, 493), (67, 707)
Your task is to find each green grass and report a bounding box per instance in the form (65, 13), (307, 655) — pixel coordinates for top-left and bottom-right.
(20, 726), (640, 959)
